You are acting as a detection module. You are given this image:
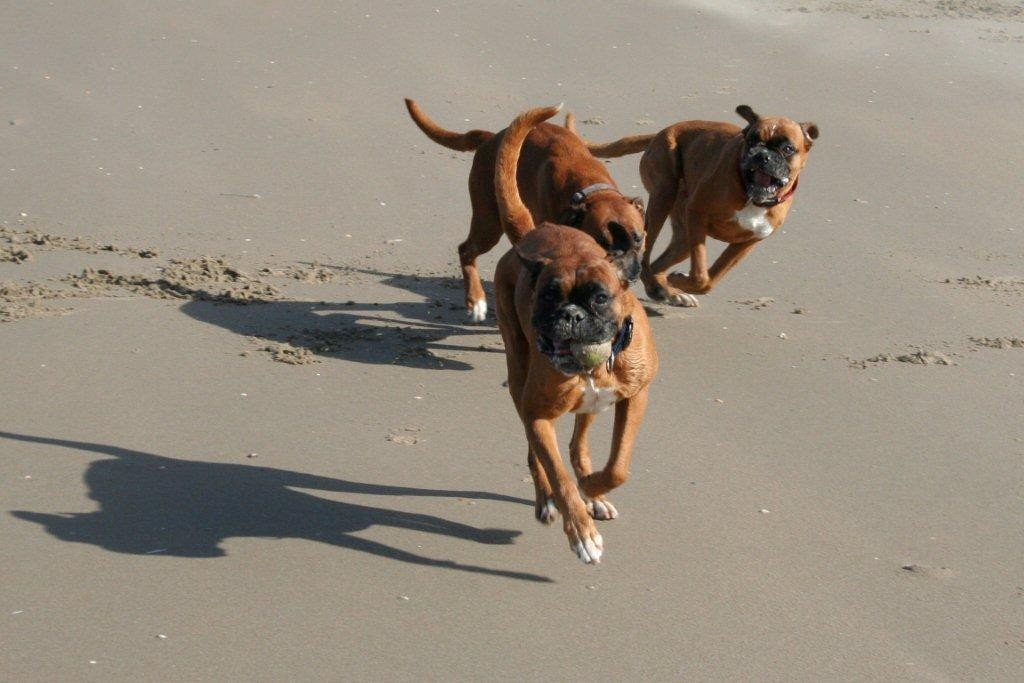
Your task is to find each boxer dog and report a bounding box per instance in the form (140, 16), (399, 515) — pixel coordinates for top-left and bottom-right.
(580, 106), (819, 306)
(404, 99), (645, 322)
(492, 104), (658, 564)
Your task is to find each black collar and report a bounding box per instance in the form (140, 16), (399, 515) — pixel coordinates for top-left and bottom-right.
(606, 316), (634, 371)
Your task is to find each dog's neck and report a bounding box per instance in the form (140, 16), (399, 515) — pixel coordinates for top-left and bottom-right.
(569, 183), (619, 208)
(559, 183), (621, 227)
(604, 315), (634, 372)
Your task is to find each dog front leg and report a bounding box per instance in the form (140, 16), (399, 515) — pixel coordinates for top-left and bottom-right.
(579, 387), (649, 504)
(668, 239), (759, 296)
(570, 413), (615, 521)
(527, 447), (556, 524)
(568, 413), (597, 481)
(525, 416), (603, 564)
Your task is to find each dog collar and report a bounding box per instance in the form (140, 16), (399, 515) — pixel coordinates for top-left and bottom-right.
(606, 315), (634, 372)
(569, 183), (619, 208)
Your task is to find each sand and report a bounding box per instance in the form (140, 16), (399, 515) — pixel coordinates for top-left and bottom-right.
(1, 0), (1022, 680)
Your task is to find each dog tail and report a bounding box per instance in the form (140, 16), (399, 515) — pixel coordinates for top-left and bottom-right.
(584, 133), (656, 158)
(495, 104), (563, 239)
(564, 111), (577, 134)
(404, 99), (494, 152)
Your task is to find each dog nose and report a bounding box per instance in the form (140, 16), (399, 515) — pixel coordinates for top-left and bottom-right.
(560, 305), (586, 324)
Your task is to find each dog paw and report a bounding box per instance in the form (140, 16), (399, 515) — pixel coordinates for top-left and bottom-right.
(535, 498), (558, 525)
(467, 299), (487, 322)
(565, 518), (603, 564)
(570, 530), (604, 564)
(585, 497), (619, 521)
(665, 288), (699, 307)
(645, 284), (670, 303)
(573, 537), (603, 564)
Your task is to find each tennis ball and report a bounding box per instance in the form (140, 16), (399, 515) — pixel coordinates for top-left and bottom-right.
(570, 340), (613, 369)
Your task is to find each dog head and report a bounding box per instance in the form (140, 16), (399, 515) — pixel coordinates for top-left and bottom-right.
(557, 194), (645, 283)
(516, 224), (632, 376)
(736, 105), (819, 208)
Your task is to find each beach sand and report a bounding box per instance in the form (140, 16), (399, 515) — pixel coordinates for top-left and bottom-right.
(1, 1), (1022, 679)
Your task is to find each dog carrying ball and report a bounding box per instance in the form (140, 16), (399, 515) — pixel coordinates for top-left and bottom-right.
(570, 340), (613, 369)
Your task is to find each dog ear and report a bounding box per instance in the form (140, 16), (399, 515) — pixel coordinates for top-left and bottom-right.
(564, 111), (578, 135)
(801, 121), (819, 148)
(556, 208), (586, 227)
(736, 105), (760, 127)
(629, 196), (645, 216)
(607, 222), (642, 283)
(515, 246), (550, 281)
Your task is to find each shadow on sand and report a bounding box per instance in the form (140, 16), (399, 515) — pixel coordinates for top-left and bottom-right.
(5, 431), (549, 583)
(180, 267), (501, 371)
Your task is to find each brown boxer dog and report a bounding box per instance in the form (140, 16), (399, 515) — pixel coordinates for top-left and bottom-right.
(582, 106), (819, 306)
(492, 104), (658, 564)
(404, 99), (645, 322)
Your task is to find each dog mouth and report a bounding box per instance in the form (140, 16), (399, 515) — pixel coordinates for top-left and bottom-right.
(744, 167), (789, 202)
(537, 332), (614, 375)
(540, 336), (574, 358)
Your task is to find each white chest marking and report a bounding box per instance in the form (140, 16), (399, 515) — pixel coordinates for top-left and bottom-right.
(573, 375), (619, 414)
(734, 204), (773, 239)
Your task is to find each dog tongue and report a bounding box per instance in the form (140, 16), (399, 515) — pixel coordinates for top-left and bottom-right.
(754, 169), (774, 188)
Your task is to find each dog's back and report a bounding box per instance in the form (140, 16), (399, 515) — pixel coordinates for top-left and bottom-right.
(469, 122), (616, 223)
(405, 99), (643, 322)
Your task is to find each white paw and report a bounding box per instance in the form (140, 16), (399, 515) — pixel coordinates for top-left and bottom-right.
(667, 290), (699, 307)
(468, 299), (487, 322)
(586, 498), (619, 520)
(572, 533), (604, 564)
(537, 499), (558, 525)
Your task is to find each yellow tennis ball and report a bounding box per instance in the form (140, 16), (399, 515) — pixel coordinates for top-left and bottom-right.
(571, 340), (613, 369)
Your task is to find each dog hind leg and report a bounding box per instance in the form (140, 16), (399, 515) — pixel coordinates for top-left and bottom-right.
(648, 205), (698, 307)
(495, 270), (554, 523)
(641, 181), (689, 304)
(458, 211), (502, 322)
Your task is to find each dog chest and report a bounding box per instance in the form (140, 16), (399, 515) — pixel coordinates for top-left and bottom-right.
(733, 204), (773, 239)
(572, 375), (619, 414)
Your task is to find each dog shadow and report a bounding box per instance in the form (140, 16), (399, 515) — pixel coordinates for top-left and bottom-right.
(179, 267), (500, 371)
(4, 431), (549, 583)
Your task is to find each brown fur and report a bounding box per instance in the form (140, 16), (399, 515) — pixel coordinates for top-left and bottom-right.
(493, 105), (658, 564)
(404, 98), (646, 321)
(586, 132), (657, 159)
(582, 107), (819, 306)
(564, 112), (578, 135)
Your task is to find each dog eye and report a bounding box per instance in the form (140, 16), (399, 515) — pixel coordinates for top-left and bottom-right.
(541, 289), (559, 302)
(593, 293), (609, 306)
(781, 142), (796, 156)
